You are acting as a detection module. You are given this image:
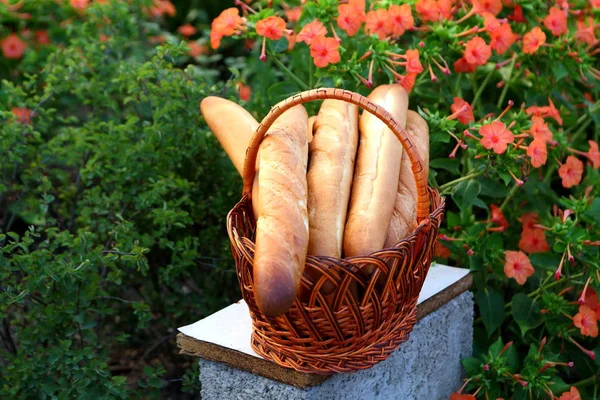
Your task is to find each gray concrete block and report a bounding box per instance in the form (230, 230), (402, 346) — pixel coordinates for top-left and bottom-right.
(199, 291), (473, 400)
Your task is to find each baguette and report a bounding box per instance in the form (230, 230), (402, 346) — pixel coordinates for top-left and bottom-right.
(200, 96), (260, 218)
(384, 110), (430, 248)
(307, 100), (359, 258)
(200, 96), (258, 175)
(254, 105), (309, 317)
(343, 85), (409, 256)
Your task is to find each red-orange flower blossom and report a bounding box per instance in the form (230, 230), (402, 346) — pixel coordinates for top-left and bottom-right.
(415, 0), (440, 22)
(585, 140), (600, 169)
(178, 24), (197, 37)
(527, 139), (548, 168)
(490, 23), (517, 55)
(530, 116), (553, 142)
(543, 7), (568, 36)
(504, 250), (535, 285)
(573, 305), (598, 337)
(519, 227), (550, 253)
(388, 4), (414, 37)
(575, 17), (597, 45)
(480, 121), (514, 154)
(297, 20), (327, 45)
(365, 9), (392, 39)
(11, 107), (32, 124)
(309, 36), (341, 68)
(70, 0), (89, 10)
(450, 393), (476, 400)
(256, 16), (286, 40)
(558, 156), (584, 188)
(1, 34), (27, 59)
(337, 0), (365, 37)
(463, 37), (491, 66)
(490, 204), (510, 230)
(210, 8), (245, 49)
(450, 98), (475, 124)
(522, 26), (546, 54)
(558, 387), (581, 400)
(584, 289), (600, 319)
(454, 57), (477, 73)
(476, 0), (503, 16)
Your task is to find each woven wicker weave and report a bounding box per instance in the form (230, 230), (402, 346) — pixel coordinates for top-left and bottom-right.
(226, 88), (445, 374)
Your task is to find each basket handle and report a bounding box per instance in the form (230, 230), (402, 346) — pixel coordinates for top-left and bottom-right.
(242, 87), (429, 222)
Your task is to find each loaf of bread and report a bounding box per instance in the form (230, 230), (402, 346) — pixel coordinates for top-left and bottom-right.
(253, 105), (309, 317)
(307, 100), (359, 258)
(384, 110), (430, 248)
(200, 96), (258, 175)
(343, 85), (409, 256)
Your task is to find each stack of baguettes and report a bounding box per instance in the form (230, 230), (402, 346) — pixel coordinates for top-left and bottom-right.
(201, 85), (429, 317)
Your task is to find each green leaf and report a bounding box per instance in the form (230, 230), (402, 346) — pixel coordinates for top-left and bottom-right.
(461, 357), (481, 376)
(267, 81), (300, 102)
(504, 345), (519, 373)
(583, 198), (600, 224)
(430, 158), (461, 174)
(269, 37), (289, 54)
(551, 62), (569, 81)
(452, 180), (482, 212)
(511, 293), (543, 336)
(475, 289), (505, 336)
(479, 178), (510, 198)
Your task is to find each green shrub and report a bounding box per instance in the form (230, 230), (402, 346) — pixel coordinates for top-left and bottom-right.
(1, 1), (241, 398)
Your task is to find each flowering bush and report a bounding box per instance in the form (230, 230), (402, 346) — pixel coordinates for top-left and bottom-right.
(208, 0), (599, 398)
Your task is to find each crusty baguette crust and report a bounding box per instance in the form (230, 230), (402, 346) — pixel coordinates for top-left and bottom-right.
(254, 105), (309, 317)
(384, 110), (430, 248)
(343, 85), (409, 257)
(307, 100), (359, 257)
(200, 96), (258, 175)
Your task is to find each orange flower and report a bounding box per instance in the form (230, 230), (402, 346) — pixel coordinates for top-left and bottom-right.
(585, 140), (600, 169)
(403, 49), (424, 73)
(464, 37), (491, 66)
(416, 0), (440, 22)
(297, 20), (327, 45)
(34, 30), (50, 45)
(558, 387), (581, 400)
(434, 239), (451, 258)
(490, 23), (517, 55)
(558, 156), (584, 188)
(509, 4), (526, 23)
(480, 121), (514, 154)
(285, 7), (302, 23)
(504, 250), (535, 285)
(1, 34), (27, 59)
(522, 26), (546, 54)
(526, 99), (562, 125)
(482, 12), (501, 33)
(450, 97), (475, 125)
(490, 204), (510, 230)
(150, 0), (176, 17)
(450, 393), (476, 400)
(543, 7), (567, 37)
(256, 16), (286, 40)
(521, 212), (539, 230)
(237, 82), (251, 102)
(337, 3), (365, 37)
(187, 41), (207, 57)
(178, 24), (197, 37)
(575, 17), (597, 45)
(530, 116), (553, 142)
(70, 0), (88, 10)
(527, 139), (548, 168)
(573, 305), (598, 337)
(398, 72), (418, 93)
(309, 36), (340, 68)
(519, 228), (550, 254)
(477, 0), (503, 16)
(365, 9), (392, 39)
(210, 8), (245, 49)
(454, 57), (476, 73)
(11, 107), (32, 124)
(437, 0), (455, 20)
(585, 289), (600, 319)
(388, 4), (414, 37)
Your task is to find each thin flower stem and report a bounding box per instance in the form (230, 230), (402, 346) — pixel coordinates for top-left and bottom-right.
(496, 56), (517, 109)
(573, 374), (598, 388)
(472, 68), (495, 112)
(439, 170), (483, 192)
(271, 54), (309, 90)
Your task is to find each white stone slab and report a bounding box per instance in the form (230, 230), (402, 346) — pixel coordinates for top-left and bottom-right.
(178, 263), (468, 359)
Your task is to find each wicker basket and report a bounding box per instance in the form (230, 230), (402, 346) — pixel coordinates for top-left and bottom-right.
(226, 88), (445, 374)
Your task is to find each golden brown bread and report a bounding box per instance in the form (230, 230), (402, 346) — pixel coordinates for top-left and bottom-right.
(307, 100), (359, 257)
(384, 110), (430, 248)
(200, 96), (258, 175)
(253, 105), (309, 317)
(342, 85), (409, 257)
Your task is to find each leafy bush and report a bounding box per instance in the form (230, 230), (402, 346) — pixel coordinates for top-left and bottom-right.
(1, 1), (242, 398)
(207, 0), (600, 398)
